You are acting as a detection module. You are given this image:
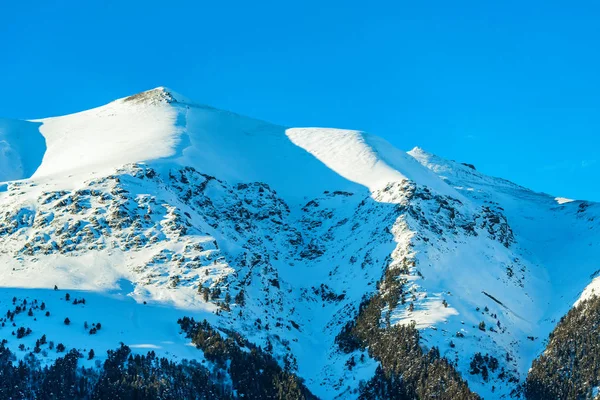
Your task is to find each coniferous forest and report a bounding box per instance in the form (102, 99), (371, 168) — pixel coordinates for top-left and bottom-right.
(5, 295), (600, 399)
(526, 295), (600, 400)
(0, 319), (315, 400)
(335, 284), (479, 399)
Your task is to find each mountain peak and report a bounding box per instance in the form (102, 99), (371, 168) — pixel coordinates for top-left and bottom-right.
(122, 87), (181, 105)
(408, 146), (427, 155)
(121, 86), (198, 107)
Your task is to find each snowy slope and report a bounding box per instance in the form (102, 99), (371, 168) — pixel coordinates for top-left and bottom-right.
(7, 88), (458, 201)
(20, 88), (360, 200)
(0, 87), (598, 399)
(0, 118), (45, 183)
(408, 147), (600, 397)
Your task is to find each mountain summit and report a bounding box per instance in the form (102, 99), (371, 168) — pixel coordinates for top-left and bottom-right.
(2, 87), (458, 199)
(0, 89), (598, 399)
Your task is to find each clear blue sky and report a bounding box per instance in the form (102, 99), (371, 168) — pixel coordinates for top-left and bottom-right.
(1, 1), (599, 201)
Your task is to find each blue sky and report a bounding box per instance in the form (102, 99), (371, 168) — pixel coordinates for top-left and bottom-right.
(1, 1), (599, 201)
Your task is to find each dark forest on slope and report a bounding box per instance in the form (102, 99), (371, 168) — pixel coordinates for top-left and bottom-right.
(335, 259), (479, 400)
(0, 319), (315, 400)
(526, 294), (600, 400)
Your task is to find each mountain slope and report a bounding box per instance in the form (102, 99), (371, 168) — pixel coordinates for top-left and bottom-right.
(0, 118), (45, 183)
(408, 147), (600, 396)
(0, 87), (598, 399)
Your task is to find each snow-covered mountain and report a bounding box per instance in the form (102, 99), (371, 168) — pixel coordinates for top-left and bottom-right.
(0, 87), (598, 399)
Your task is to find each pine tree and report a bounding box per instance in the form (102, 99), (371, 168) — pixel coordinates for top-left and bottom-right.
(235, 290), (246, 306)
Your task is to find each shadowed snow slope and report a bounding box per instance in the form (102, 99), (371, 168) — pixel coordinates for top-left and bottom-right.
(0, 118), (45, 182)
